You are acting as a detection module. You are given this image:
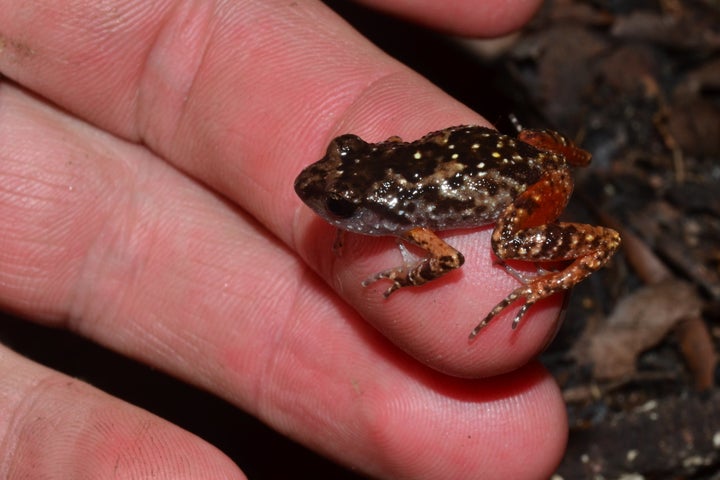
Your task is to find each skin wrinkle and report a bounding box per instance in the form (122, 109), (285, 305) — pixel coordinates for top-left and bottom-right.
(0, 369), (78, 478)
(135, 0), (216, 150)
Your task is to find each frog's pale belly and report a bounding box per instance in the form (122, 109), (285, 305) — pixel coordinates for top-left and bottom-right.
(294, 125), (621, 337)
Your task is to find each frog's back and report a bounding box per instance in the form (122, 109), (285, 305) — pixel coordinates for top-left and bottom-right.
(295, 125), (562, 236)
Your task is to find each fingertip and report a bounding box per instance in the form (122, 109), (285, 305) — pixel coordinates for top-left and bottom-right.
(340, 230), (565, 378)
(354, 0), (544, 37)
(359, 360), (567, 478)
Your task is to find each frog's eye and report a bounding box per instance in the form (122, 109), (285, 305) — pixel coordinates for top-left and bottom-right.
(325, 193), (357, 219)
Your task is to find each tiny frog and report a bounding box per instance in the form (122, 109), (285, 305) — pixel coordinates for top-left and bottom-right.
(294, 125), (620, 338)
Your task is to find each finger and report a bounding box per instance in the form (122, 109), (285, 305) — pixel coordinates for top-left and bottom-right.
(0, 0), (560, 374)
(0, 81), (567, 478)
(354, 0), (543, 36)
(0, 0), (531, 242)
(0, 344), (245, 479)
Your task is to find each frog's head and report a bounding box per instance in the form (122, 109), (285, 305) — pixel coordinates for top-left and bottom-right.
(294, 134), (407, 236)
(294, 134), (367, 227)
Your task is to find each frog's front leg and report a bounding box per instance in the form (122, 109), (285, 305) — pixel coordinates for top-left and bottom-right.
(363, 227), (465, 297)
(470, 169), (621, 338)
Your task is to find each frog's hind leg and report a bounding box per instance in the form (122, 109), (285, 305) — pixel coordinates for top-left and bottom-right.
(362, 227), (465, 297)
(470, 169), (621, 338)
(472, 229), (618, 337)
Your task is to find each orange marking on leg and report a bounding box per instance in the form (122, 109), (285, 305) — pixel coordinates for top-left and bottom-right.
(518, 129), (591, 166)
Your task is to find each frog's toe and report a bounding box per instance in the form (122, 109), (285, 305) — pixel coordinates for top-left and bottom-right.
(511, 302), (534, 329)
(362, 267), (400, 285)
(382, 282), (403, 298)
(362, 266), (407, 296)
(469, 286), (533, 339)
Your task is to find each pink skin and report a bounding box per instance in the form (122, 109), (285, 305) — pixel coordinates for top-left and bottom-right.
(0, 0), (568, 478)
(356, 0), (542, 35)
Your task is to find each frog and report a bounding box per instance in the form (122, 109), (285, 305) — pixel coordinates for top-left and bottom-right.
(294, 125), (621, 339)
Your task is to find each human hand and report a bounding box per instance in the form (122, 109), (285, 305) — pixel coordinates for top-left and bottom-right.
(0, 0), (567, 478)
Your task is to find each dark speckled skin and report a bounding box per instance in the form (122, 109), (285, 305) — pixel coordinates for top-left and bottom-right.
(294, 126), (564, 236)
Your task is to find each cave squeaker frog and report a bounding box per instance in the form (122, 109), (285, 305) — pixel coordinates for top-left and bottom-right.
(294, 125), (621, 338)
